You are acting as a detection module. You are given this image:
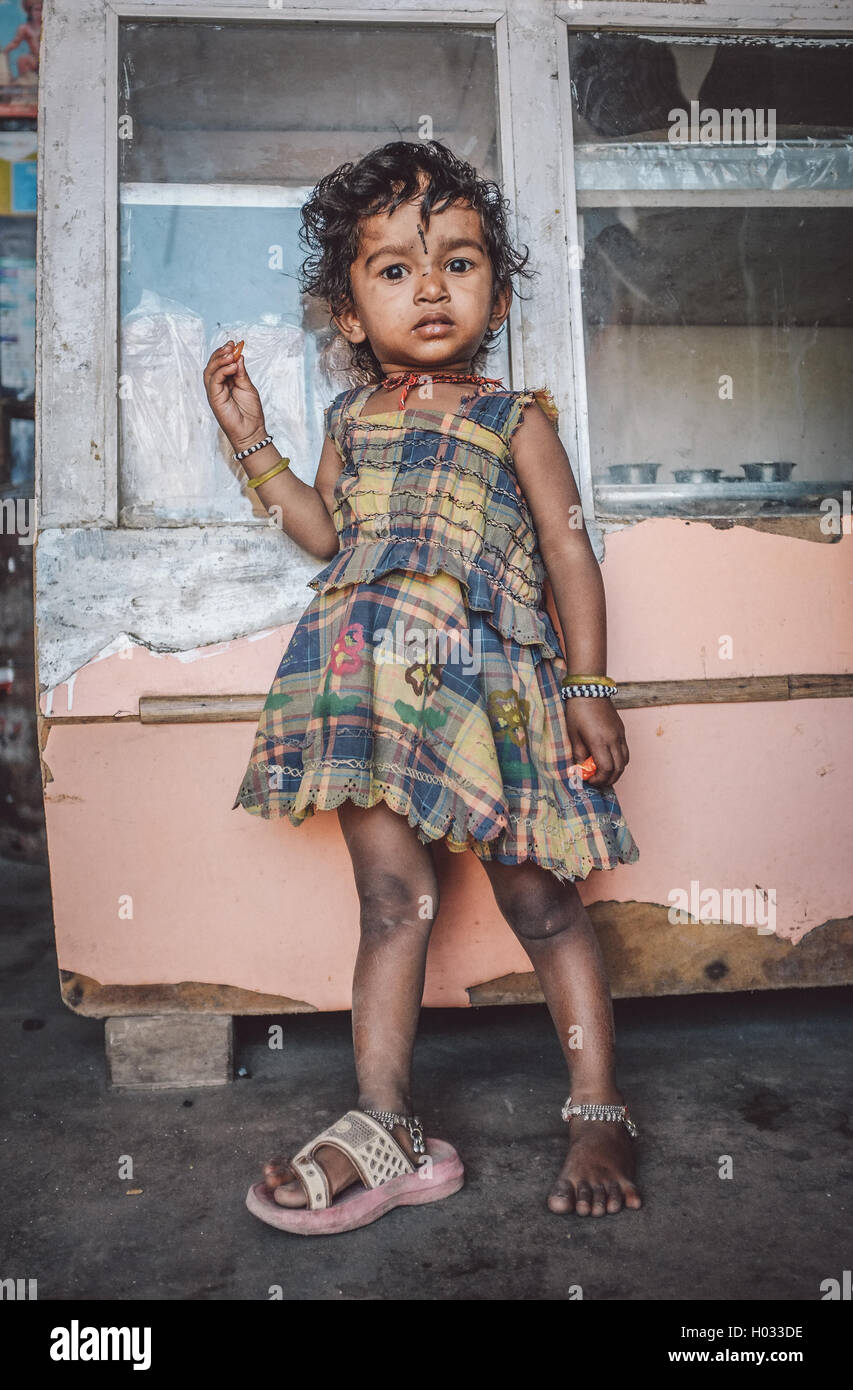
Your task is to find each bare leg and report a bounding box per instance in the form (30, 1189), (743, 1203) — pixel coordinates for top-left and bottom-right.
(479, 856), (642, 1217)
(264, 799), (440, 1206)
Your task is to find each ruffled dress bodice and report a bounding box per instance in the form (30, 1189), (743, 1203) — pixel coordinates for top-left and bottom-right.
(308, 381), (564, 661)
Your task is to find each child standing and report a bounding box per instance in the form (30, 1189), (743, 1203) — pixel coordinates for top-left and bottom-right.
(203, 140), (642, 1233)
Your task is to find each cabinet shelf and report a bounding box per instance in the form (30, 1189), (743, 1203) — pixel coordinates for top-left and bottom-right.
(575, 139), (853, 208)
(594, 481), (850, 518)
(119, 182), (313, 207)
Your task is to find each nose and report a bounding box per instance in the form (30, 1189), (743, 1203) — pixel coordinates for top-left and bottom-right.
(414, 262), (450, 295)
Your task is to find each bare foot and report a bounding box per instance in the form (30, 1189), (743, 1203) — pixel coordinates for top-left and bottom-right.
(547, 1088), (643, 1217)
(263, 1119), (419, 1208)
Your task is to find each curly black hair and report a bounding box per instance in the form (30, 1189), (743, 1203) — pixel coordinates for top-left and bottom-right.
(299, 139), (536, 382)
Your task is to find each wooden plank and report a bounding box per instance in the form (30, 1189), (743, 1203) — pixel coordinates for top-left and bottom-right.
(138, 694), (264, 723)
(131, 673), (853, 724)
(616, 676), (791, 707)
(556, 2), (849, 32)
(789, 673), (853, 700)
(36, 672), (853, 723)
(61, 971), (317, 1016)
(618, 674), (853, 707)
(38, 672), (853, 724)
(467, 907), (853, 1004)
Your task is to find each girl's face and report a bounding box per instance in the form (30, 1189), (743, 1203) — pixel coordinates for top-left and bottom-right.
(334, 183), (511, 376)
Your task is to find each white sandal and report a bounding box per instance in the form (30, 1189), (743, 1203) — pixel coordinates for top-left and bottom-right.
(245, 1109), (464, 1235)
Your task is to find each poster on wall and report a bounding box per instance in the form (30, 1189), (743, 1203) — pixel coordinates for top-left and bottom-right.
(0, 0), (40, 116)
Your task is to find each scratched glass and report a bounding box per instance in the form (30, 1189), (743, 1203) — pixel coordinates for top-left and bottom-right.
(566, 31), (853, 519)
(116, 20), (505, 525)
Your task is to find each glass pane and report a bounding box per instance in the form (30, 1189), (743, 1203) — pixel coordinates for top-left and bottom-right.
(567, 31), (853, 514)
(117, 20), (504, 525)
(0, 208), (35, 491)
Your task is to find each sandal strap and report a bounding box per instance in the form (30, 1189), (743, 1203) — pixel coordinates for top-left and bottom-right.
(561, 1095), (640, 1139)
(289, 1110), (416, 1210)
(285, 1150), (331, 1211)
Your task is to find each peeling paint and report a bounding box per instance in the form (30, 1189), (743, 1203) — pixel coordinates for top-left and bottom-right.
(35, 526), (320, 689)
(40, 629), (287, 715)
(466, 904), (853, 1003)
(58, 969), (318, 1018)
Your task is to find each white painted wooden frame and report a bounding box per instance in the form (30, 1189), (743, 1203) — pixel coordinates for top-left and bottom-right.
(38, 0), (572, 529)
(36, 0), (582, 686)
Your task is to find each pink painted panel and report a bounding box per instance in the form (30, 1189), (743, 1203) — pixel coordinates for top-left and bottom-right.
(41, 521), (853, 1001)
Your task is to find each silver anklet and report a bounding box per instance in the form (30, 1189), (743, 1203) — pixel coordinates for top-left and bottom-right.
(561, 1095), (639, 1139)
(362, 1108), (426, 1155)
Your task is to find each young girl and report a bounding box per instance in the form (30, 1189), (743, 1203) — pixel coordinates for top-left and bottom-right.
(203, 140), (642, 1234)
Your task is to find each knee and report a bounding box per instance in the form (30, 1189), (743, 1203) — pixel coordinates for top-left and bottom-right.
(498, 879), (581, 942)
(356, 870), (439, 939)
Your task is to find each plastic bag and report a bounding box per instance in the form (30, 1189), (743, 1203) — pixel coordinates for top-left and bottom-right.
(209, 316), (309, 481)
(119, 289), (218, 513)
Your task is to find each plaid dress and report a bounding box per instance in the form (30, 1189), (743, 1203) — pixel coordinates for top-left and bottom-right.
(232, 381), (640, 884)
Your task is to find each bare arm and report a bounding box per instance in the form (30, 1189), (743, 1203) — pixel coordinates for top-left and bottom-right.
(237, 429), (341, 560)
(3, 26), (28, 54)
(202, 341), (339, 560)
(510, 402), (629, 786)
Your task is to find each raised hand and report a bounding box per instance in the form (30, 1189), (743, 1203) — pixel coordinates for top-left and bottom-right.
(202, 340), (267, 452)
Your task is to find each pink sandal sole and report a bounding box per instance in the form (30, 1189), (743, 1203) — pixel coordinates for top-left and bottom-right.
(245, 1136), (464, 1235)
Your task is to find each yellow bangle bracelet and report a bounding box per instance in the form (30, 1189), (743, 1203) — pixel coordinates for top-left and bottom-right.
(245, 456), (291, 489)
(564, 674), (616, 686)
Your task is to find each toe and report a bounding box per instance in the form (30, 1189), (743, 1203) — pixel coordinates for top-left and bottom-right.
(574, 1181), (593, 1215)
(263, 1157), (295, 1190)
(547, 1181), (575, 1215)
(272, 1178), (308, 1208)
(590, 1183), (608, 1217)
(605, 1181), (624, 1214)
(263, 1155), (308, 1207)
(622, 1181), (643, 1210)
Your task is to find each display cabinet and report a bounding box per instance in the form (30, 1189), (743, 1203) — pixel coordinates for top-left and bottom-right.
(34, 2), (853, 1064)
(561, 25), (853, 520)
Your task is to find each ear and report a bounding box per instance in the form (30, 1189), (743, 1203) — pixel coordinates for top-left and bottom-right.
(331, 302), (368, 346)
(488, 281), (512, 333)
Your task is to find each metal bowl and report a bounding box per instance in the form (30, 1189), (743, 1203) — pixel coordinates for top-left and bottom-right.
(673, 468), (724, 484)
(740, 461), (797, 482)
(607, 463), (661, 483)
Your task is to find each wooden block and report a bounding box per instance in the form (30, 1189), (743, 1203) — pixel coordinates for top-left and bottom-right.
(105, 1014), (233, 1089)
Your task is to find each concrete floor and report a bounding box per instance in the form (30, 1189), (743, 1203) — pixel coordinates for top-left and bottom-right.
(1, 853), (849, 1302)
